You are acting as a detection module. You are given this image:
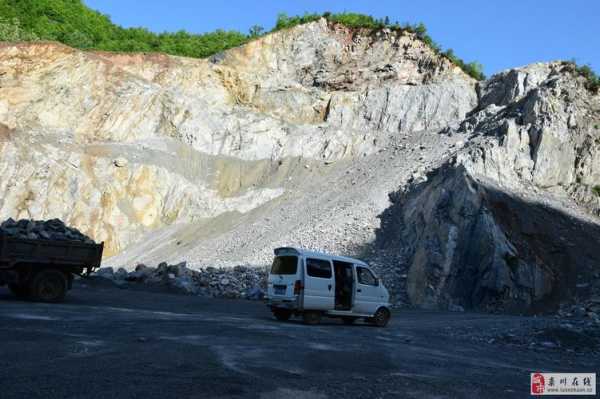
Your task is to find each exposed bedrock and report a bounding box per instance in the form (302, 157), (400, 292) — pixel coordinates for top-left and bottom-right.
(369, 62), (600, 313)
(0, 20), (477, 256)
(458, 62), (600, 215)
(375, 164), (600, 313)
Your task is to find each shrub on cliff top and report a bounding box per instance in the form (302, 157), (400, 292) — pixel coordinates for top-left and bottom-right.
(575, 64), (600, 93)
(564, 61), (600, 94)
(273, 12), (321, 30)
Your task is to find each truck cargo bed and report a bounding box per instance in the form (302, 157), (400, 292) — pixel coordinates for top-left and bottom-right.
(0, 235), (103, 274)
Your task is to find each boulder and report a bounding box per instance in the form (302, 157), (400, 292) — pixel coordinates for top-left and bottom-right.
(245, 286), (265, 300)
(114, 268), (129, 280)
(94, 267), (115, 279)
(113, 157), (128, 167)
(172, 275), (199, 295)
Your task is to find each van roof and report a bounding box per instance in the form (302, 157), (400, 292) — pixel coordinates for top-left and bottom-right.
(274, 247), (368, 266)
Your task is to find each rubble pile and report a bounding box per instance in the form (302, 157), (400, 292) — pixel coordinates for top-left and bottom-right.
(93, 262), (267, 300)
(558, 298), (600, 323)
(0, 218), (95, 244)
(441, 319), (600, 354)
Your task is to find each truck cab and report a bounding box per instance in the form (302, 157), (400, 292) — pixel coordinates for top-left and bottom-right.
(266, 247), (391, 327)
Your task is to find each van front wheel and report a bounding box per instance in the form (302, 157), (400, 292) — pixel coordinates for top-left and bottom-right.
(370, 307), (391, 327)
(272, 308), (292, 321)
(302, 311), (321, 325)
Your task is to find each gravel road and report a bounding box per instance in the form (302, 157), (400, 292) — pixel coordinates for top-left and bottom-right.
(0, 281), (597, 399)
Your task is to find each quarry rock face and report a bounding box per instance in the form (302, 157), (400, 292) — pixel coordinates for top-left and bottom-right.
(0, 20), (477, 258)
(371, 61), (600, 312)
(0, 19), (598, 313)
(459, 62), (600, 214)
(375, 165), (600, 312)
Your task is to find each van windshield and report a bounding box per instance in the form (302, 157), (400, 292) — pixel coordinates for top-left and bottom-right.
(271, 256), (298, 275)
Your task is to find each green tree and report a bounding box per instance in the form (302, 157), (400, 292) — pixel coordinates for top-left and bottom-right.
(63, 30), (93, 48)
(0, 17), (39, 41)
(248, 25), (264, 38)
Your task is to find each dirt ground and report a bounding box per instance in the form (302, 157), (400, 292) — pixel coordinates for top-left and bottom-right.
(0, 281), (597, 399)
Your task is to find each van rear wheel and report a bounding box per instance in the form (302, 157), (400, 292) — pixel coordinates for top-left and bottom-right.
(302, 311), (321, 325)
(272, 308), (292, 321)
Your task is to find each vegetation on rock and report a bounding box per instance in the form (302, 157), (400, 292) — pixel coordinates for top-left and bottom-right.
(563, 61), (599, 93)
(0, 17), (39, 41)
(0, 0), (249, 57)
(0, 2), (485, 78)
(0, 1), (486, 79)
(275, 12), (486, 80)
(3, 1), (600, 86)
(574, 64), (600, 93)
(2, 0), (600, 86)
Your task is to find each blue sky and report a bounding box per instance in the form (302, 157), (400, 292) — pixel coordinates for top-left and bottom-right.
(84, 0), (599, 77)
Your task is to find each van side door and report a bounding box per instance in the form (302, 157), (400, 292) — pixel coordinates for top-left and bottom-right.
(303, 257), (334, 310)
(353, 265), (381, 314)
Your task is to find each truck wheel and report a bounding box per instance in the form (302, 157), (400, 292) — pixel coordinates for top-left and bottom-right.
(342, 316), (357, 325)
(30, 270), (68, 303)
(371, 307), (391, 327)
(272, 308), (292, 321)
(302, 311), (321, 325)
(8, 284), (29, 299)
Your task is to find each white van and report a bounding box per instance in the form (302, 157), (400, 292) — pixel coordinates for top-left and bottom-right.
(266, 247), (391, 327)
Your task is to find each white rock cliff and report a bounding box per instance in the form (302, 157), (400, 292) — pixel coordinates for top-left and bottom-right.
(0, 19), (598, 312)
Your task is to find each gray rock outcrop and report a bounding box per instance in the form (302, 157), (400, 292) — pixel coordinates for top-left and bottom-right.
(371, 62), (600, 313)
(458, 62), (600, 215)
(374, 164), (600, 313)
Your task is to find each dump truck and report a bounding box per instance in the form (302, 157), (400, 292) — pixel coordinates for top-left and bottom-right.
(0, 235), (103, 302)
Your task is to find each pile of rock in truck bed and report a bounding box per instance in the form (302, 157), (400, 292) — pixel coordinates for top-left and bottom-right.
(92, 262), (267, 300)
(0, 218), (95, 244)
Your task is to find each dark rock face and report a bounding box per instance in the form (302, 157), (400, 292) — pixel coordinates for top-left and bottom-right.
(375, 164), (600, 313)
(370, 62), (600, 315)
(0, 218), (95, 244)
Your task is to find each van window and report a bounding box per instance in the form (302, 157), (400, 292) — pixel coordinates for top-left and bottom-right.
(271, 256), (298, 275)
(306, 258), (332, 278)
(357, 267), (377, 286)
